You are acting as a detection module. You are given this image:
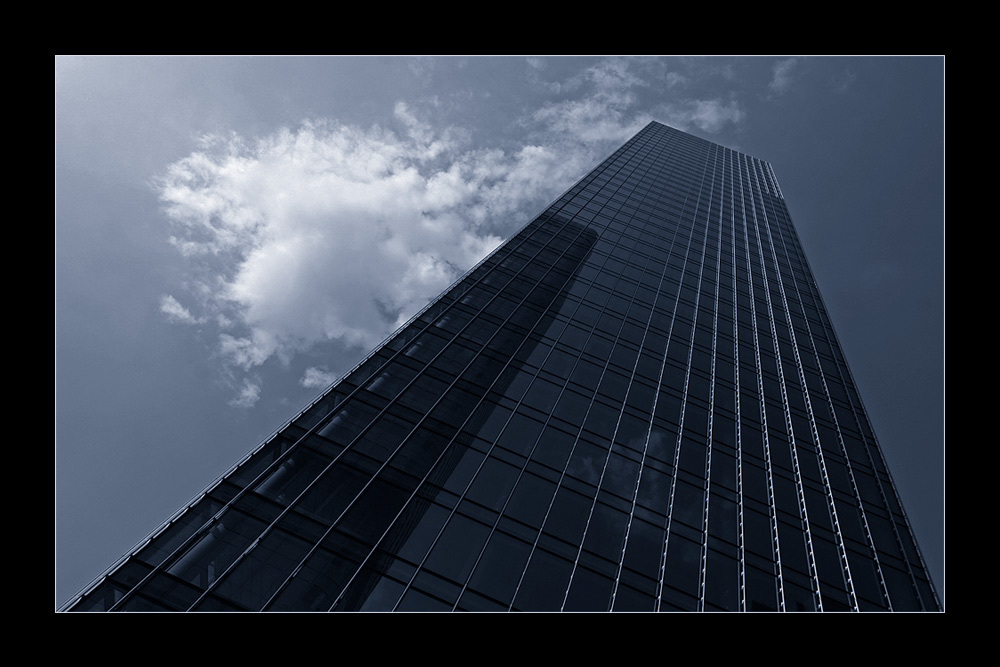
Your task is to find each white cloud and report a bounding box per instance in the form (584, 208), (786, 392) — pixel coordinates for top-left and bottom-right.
(529, 58), (747, 140)
(769, 58), (797, 94)
(157, 115), (574, 404)
(301, 366), (338, 389)
(659, 98), (745, 134)
(530, 59), (652, 144)
(229, 378), (261, 408)
(159, 294), (203, 324)
(690, 99), (746, 132)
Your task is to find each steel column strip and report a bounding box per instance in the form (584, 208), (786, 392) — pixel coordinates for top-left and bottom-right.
(737, 153), (786, 611)
(696, 144), (725, 610)
(746, 157), (852, 610)
(762, 192), (879, 609)
(653, 141), (714, 611)
(726, 149), (748, 612)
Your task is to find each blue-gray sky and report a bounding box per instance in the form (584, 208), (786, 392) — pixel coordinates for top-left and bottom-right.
(56, 56), (944, 608)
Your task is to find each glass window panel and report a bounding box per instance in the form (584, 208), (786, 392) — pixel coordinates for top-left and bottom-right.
(395, 587), (452, 611)
(396, 373), (452, 413)
(128, 571), (201, 611)
(569, 358), (603, 390)
(530, 424), (576, 471)
(294, 461), (368, 525)
(544, 486), (592, 546)
(511, 548), (573, 611)
(465, 457), (520, 511)
(541, 347), (577, 377)
(600, 451), (640, 497)
(553, 388), (591, 425)
(597, 369), (630, 404)
(388, 427), (452, 481)
(434, 444), (485, 495)
(563, 565), (613, 611)
(422, 513), (492, 583)
(495, 411), (545, 457)
(504, 472), (556, 529)
(745, 564), (778, 611)
(566, 440), (607, 486)
(254, 448), (332, 506)
(583, 401), (619, 440)
(166, 509), (268, 590)
(134, 496), (224, 568)
(582, 502), (629, 562)
(386, 499), (451, 566)
(520, 378), (562, 414)
(704, 548), (739, 611)
(209, 527), (312, 610)
(317, 403), (376, 447)
(336, 478), (413, 547)
(337, 566), (406, 611)
(467, 531), (532, 606)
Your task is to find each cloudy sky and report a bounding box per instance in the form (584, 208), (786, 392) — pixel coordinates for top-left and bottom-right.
(56, 56), (944, 608)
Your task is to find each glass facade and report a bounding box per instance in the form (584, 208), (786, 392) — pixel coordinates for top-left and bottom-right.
(63, 121), (939, 612)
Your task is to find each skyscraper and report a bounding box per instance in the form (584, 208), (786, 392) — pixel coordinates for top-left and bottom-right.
(62, 121), (939, 612)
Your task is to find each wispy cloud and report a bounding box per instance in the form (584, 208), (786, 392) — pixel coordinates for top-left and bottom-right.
(301, 366), (338, 389)
(229, 377), (261, 408)
(831, 68), (857, 94)
(529, 59), (653, 143)
(159, 294), (204, 324)
(658, 98), (745, 134)
(769, 58), (798, 94)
